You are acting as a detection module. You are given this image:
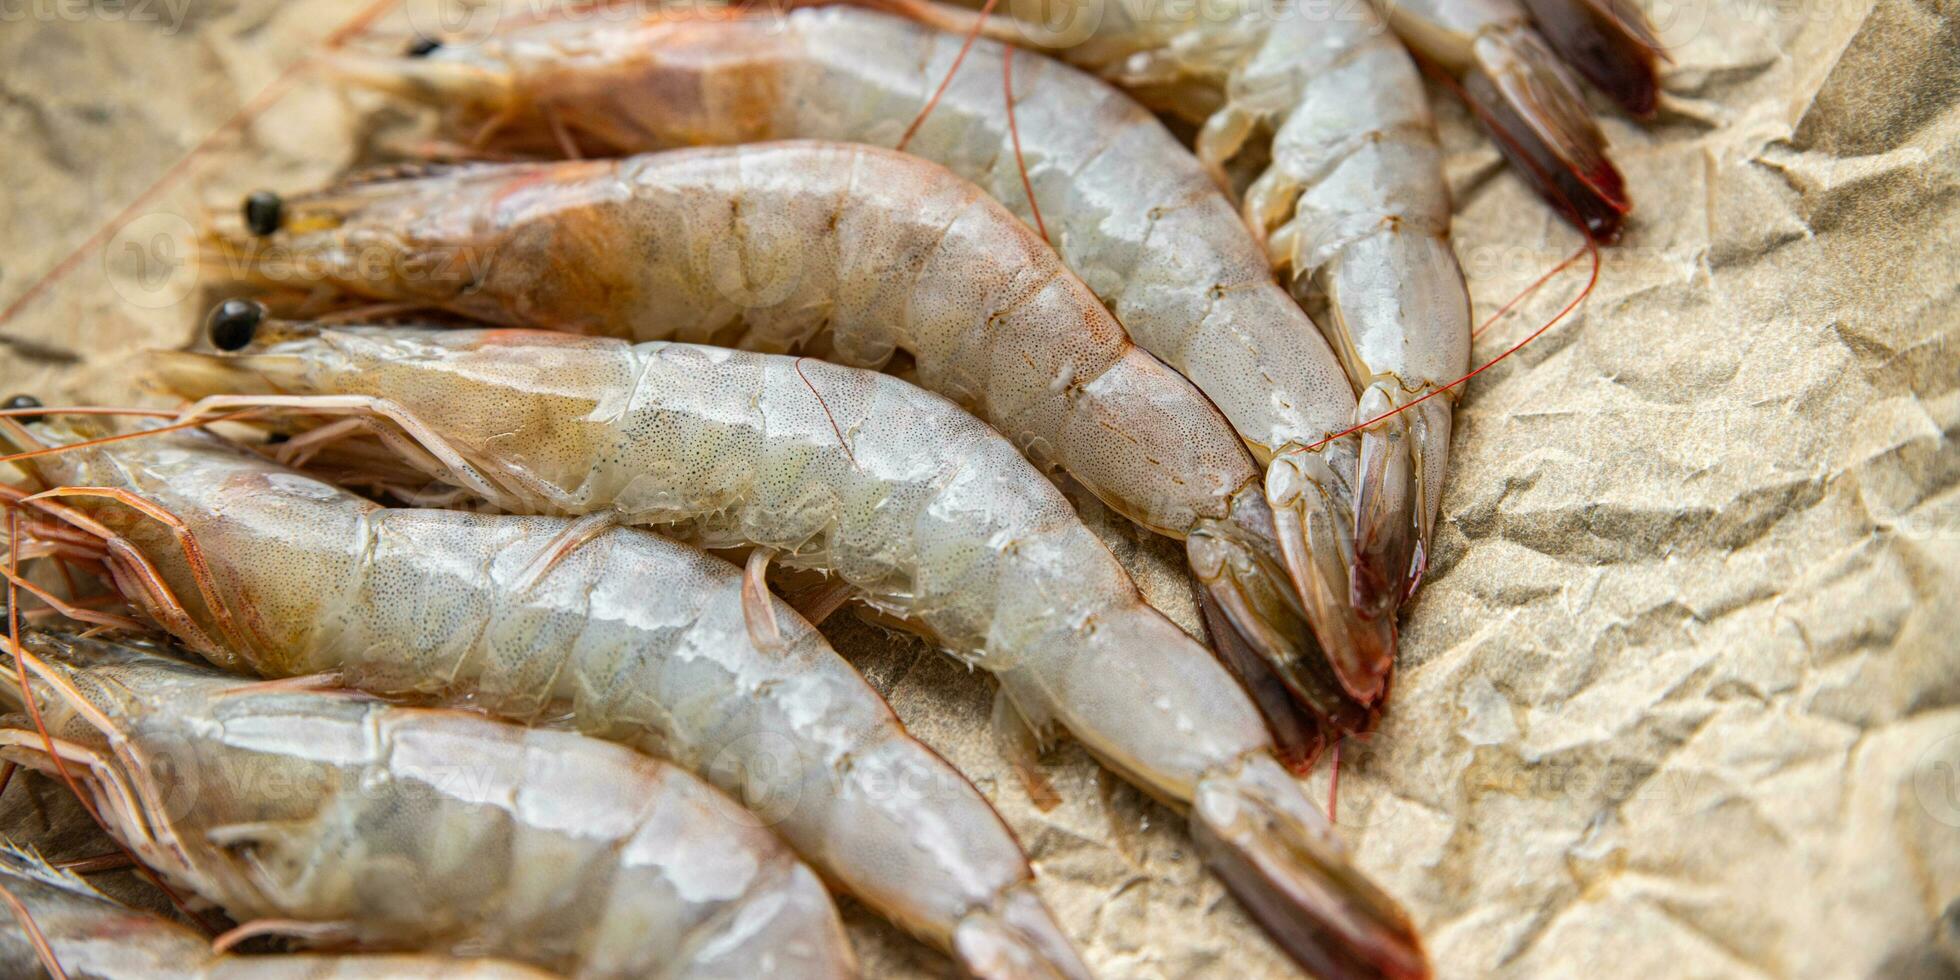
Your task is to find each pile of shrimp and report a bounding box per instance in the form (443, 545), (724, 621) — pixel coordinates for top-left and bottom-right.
(0, 0), (1661, 976)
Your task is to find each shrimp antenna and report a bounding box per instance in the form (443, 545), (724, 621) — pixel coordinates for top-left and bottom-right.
(5, 513), (213, 934)
(0, 410), (259, 468)
(1305, 51), (1609, 452)
(895, 0), (999, 152)
(1002, 44), (1050, 244)
(1306, 233), (1599, 453)
(885, 1), (1049, 247)
(0, 874), (66, 980)
(0, 407), (176, 421)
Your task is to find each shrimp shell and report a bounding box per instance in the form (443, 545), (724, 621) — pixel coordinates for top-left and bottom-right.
(212, 141), (1250, 545)
(1371, 0), (1633, 238)
(7, 418), (1086, 980)
(0, 629), (856, 980)
(233, 47), (1395, 736)
(338, 7), (1360, 461)
(0, 840), (559, 978)
(859, 0), (1477, 676)
(154, 334), (1425, 977)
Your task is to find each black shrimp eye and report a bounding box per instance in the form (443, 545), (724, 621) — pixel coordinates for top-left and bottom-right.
(3, 395), (43, 424)
(406, 36), (442, 57)
(208, 299), (266, 351)
(243, 190), (283, 237)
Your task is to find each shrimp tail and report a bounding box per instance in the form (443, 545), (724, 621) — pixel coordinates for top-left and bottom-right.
(1350, 391), (1416, 629)
(1190, 485), (1378, 742)
(952, 883), (1093, 980)
(1456, 28), (1628, 241)
(1351, 380), (1460, 619)
(1193, 753), (1429, 980)
(1264, 444), (1396, 706)
(1195, 587), (1326, 772)
(1519, 0), (1664, 118)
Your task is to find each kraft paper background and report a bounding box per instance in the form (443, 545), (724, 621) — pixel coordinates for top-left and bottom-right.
(0, 0), (1954, 975)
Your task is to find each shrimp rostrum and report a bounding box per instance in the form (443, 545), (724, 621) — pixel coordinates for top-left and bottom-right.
(0, 418), (1087, 980)
(152, 332), (1425, 978)
(202, 128), (1395, 729)
(0, 627), (856, 980)
(0, 839), (557, 978)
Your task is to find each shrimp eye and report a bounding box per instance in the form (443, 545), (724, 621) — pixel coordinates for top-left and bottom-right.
(243, 190), (283, 237)
(406, 36), (442, 57)
(3, 395), (43, 424)
(208, 299), (266, 351)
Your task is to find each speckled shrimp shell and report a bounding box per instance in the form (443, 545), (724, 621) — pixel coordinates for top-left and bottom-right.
(850, 0), (1476, 688)
(3, 420), (1085, 980)
(153, 333), (1426, 978)
(0, 629), (856, 980)
(0, 839), (560, 979)
(322, 8), (1394, 730)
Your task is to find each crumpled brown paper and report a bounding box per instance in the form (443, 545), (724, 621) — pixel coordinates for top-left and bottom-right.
(0, 0), (1954, 975)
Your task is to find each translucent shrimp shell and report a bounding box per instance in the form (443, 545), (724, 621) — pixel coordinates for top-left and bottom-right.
(146, 338), (1425, 975)
(11, 418), (1086, 979)
(0, 631), (856, 980)
(0, 841), (556, 979)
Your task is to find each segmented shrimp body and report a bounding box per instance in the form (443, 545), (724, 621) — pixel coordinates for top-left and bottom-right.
(0, 630), (855, 980)
(155, 332), (1426, 978)
(220, 143), (1254, 542)
(330, 7), (1393, 720)
(0, 842), (558, 979)
(7, 420), (1086, 980)
(865, 0), (1474, 655)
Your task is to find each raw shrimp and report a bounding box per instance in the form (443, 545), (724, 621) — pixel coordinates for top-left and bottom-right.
(153, 332), (1425, 978)
(0, 628), (856, 980)
(1367, 0), (1637, 239)
(891, 0), (1645, 239)
(323, 6), (1395, 712)
(1, 422), (1086, 980)
(841, 0), (1474, 631)
(0, 841), (559, 978)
